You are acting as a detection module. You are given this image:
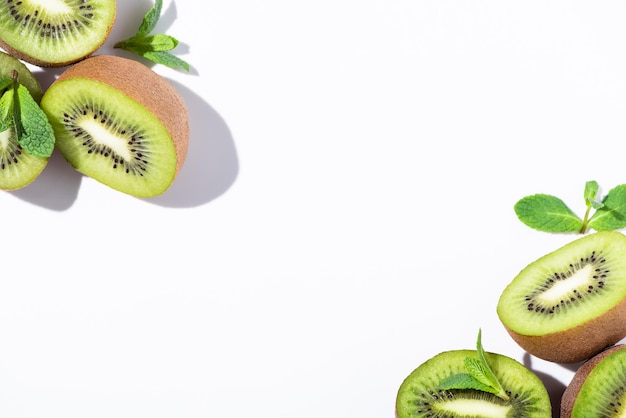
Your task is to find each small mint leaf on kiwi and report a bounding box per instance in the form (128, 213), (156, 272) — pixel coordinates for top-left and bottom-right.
(14, 84), (55, 158)
(114, 0), (190, 71)
(437, 330), (510, 401)
(514, 193), (583, 233)
(0, 76), (12, 93)
(0, 89), (13, 132)
(6, 71), (55, 158)
(437, 372), (494, 394)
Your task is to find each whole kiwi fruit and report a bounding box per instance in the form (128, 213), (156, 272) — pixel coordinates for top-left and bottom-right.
(40, 54), (189, 197)
(395, 349), (552, 417)
(561, 344), (626, 417)
(0, 0), (117, 67)
(497, 231), (626, 363)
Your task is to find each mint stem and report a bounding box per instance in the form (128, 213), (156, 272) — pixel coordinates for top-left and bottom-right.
(580, 205), (592, 234)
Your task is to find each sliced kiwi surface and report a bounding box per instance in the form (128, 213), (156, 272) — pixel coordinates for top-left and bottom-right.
(0, 0), (116, 67)
(497, 231), (626, 363)
(561, 344), (626, 417)
(42, 78), (177, 197)
(395, 350), (552, 417)
(0, 51), (48, 190)
(40, 55), (189, 198)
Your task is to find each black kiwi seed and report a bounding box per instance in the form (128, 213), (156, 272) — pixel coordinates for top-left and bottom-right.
(524, 251), (609, 315)
(62, 105), (150, 177)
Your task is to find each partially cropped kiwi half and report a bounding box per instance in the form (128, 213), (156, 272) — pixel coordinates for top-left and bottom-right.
(0, 0), (117, 67)
(561, 344), (626, 417)
(0, 51), (48, 190)
(395, 350), (552, 417)
(40, 54), (189, 198)
(497, 231), (626, 364)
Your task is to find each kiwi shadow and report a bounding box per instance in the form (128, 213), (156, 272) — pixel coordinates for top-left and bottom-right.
(523, 353), (567, 418)
(7, 149), (82, 211)
(146, 80), (239, 208)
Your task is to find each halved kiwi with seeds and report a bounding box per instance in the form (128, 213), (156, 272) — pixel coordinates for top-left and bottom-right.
(561, 344), (626, 417)
(0, 50), (48, 190)
(0, 0), (116, 67)
(40, 54), (189, 198)
(395, 350), (552, 417)
(497, 231), (626, 364)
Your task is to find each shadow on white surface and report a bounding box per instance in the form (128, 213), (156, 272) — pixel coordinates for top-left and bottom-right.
(7, 149), (82, 210)
(523, 354), (567, 418)
(148, 80), (239, 208)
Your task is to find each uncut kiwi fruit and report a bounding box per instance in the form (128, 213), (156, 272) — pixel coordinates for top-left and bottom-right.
(561, 344), (626, 417)
(40, 54), (189, 198)
(497, 231), (626, 364)
(395, 349), (552, 417)
(0, 0), (117, 67)
(0, 51), (48, 190)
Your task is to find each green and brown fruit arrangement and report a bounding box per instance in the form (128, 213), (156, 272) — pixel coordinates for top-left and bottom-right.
(397, 213), (626, 416)
(0, 0), (189, 197)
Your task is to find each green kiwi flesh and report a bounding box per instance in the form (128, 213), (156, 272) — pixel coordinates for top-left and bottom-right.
(561, 344), (626, 417)
(0, 0), (116, 67)
(41, 77), (178, 197)
(395, 350), (552, 417)
(0, 51), (47, 190)
(497, 231), (626, 363)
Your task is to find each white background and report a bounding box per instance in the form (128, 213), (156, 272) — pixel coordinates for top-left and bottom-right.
(2, 1), (626, 417)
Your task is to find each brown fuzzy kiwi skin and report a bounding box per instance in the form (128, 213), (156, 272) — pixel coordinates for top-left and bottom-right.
(560, 344), (626, 417)
(50, 55), (189, 177)
(0, 8), (116, 68)
(503, 296), (626, 364)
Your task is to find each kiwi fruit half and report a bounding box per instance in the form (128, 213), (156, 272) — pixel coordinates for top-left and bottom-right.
(0, 51), (48, 190)
(497, 231), (626, 364)
(0, 0), (116, 67)
(40, 54), (189, 198)
(395, 349), (552, 417)
(561, 344), (626, 417)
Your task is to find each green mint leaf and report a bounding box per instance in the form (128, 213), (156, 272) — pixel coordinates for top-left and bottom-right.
(12, 72), (25, 141)
(438, 372), (495, 394)
(137, 0), (163, 37)
(115, 34), (178, 53)
(142, 50), (190, 71)
(584, 180), (599, 204)
(474, 329), (509, 401)
(437, 330), (509, 401)
(114, 0), (190, 71)
(0, 89), (13, 131)
(14, 83), (55, 158)
(589, 199), (605, 210)
(514, 194), (583, 233)
(588, 184), (626, 231)
(0, 76), (12, 93)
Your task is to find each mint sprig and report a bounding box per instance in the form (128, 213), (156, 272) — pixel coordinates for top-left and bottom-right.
(0, 71), (55, 158)
(514, 181), (626, 234)
(114, 0), (190, 71)
(438, 329), (510, 401)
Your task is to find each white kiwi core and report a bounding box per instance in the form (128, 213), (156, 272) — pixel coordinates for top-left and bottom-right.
(77, 118), (133, 162)
(537, 264), (593, 305)
(25, 0), (72, 14)
(436, 400), (511, 417)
